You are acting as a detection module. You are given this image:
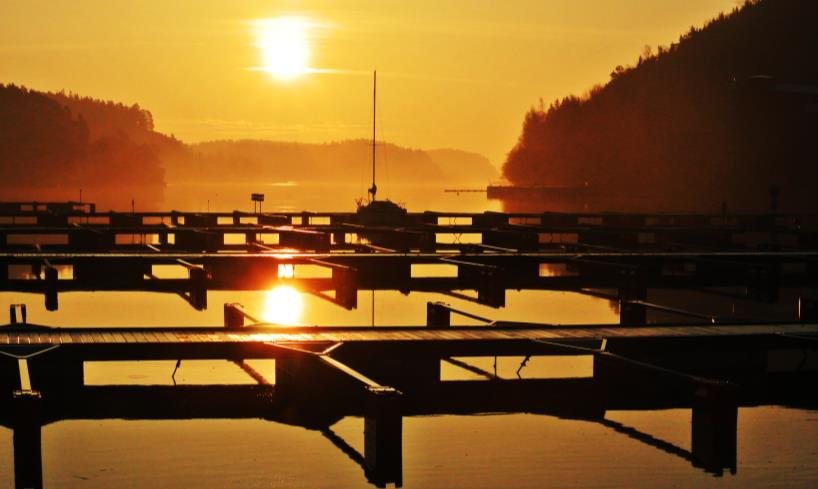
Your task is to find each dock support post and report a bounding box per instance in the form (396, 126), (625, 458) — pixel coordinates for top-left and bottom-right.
(333, 267), (358, 310)
(691, 383), (737, 473)
(798, 297), (817, 321)
(478, 282), (505, 308)
(13, 390), (43, 489)
(618, 286), (646, 325)
(189, 267), (208, 310)
(426, 302), (451, 328)
(364, 386), (403, 487)
(44, 265), (58, 311)
(9, 304), (27, 324)
(746, 265), (779, 303)
(224, 303), (245, 329)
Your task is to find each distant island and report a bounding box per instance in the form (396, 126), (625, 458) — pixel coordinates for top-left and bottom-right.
(0, 86), (496, 209)
(502, 0), (817, 213)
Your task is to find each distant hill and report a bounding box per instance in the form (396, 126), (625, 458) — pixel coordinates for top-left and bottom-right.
(1, 85), (496, 209)
(426, 148), (498, 183)
(172, 139), (497, 185)
(503, 0), (818, 212)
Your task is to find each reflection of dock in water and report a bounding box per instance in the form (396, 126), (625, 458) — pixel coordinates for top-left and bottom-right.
(2, 202), (818, 487)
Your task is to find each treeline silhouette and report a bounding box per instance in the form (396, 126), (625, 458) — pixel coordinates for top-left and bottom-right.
(503, 0), (818, 212)
(1, 85), (496, 209)
(0, 85), (167, 207)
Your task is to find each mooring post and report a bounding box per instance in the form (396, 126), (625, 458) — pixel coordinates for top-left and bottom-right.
(189, 267), (208, 310)
(478, 281), (506, 308)
(224, 303), (245, 329)
(333, 267), (358, 310)
(13, 389), (43, 489)
(364, 386), (403, 487)
(618, 286), (647, 325)
(44, 265), (58, 311)
(426, 301), (451, 328)
(746, 263), (780, 303)
(9, 304), (27, 324)
(691, 382), (738, 473)
(798, 297), (817, 321)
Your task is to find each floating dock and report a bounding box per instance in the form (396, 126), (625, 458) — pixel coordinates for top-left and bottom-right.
(1, 203), (818, 488)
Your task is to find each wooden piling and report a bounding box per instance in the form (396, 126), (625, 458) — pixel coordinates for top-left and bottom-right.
(224, 303), (245, 329)
(44, 266), (58, 311)
(364, 386), (403, 487)
(478, 283), (506, 308)
(426, 302), (451, 328)
(9, 304), (27, 324)
(13, 389), (43, 489)
(798, 297), (818, 321)
(333, 267), (358, 310)
(691, 383), (737, 473)
(189, 267), (208, 310)
(619, 286), (647, 325)
(746, 264), (780, 303)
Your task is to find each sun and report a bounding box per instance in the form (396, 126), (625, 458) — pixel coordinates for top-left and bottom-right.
(256, 17), (310, 80)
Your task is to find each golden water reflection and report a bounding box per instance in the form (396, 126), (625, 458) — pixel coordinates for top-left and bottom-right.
(261, 286), (303, 325)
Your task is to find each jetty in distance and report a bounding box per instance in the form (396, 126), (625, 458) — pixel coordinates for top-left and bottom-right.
(2, 200), (818, 488)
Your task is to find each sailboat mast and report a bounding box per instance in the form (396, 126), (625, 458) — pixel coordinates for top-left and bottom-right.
(371, 70), (377, 202)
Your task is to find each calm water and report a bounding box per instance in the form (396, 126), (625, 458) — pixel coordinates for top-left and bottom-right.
(2, 183), (816, 488)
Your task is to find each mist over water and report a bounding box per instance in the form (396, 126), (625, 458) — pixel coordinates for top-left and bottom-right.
(163, 181), (500, 214)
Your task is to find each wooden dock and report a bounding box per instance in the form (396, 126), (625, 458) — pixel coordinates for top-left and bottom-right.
(2, 322), (817, 349)
(2, 203), (818, 488)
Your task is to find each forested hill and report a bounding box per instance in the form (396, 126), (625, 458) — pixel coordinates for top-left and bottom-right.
(503, 0), (818, 212)
(0, 85), (166, 204)
(1, 84), (496, 208)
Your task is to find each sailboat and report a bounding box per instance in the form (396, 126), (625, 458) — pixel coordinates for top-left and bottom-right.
(356, 70), (408, 226)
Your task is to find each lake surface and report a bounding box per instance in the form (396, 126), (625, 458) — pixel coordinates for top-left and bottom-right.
(2, 183), (816, 488)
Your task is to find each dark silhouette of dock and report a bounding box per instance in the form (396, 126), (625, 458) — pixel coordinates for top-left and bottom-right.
(1, 202), (818, 488)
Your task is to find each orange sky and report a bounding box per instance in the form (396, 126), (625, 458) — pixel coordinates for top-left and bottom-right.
(0, 0), (737, 165)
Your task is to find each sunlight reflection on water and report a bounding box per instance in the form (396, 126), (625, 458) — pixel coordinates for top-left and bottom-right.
(261, 285), (303, 325)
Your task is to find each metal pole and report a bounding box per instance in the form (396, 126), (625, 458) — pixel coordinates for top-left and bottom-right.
(371, 70), (377, 202)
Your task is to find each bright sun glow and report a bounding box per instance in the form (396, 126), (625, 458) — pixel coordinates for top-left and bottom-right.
(257, 17), (310, 80)
(262, 286), (303, 324)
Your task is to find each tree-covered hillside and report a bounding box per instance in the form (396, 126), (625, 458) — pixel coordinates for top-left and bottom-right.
(503, 0), (818, 212)
(0, 85), (166, 206)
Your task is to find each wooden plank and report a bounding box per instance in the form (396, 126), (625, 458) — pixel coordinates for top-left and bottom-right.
(1, 323), (817, 348)
(59, 331), (72, 344)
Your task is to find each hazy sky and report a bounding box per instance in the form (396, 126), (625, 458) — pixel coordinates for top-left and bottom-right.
(1, 0), (737, 165)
